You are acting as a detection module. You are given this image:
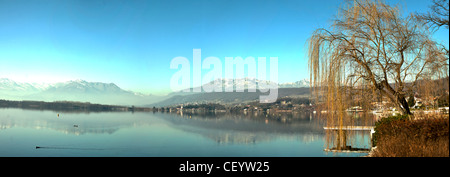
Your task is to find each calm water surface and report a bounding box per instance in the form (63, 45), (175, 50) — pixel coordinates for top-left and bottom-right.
(0, 108), (370, 157)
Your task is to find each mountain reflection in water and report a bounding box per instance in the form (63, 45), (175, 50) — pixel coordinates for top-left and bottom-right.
(0, 108), (364, 157)
(158, 111), (325, 144)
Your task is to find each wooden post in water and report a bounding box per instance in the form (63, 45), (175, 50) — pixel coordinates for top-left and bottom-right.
(324, 126), (375, 151)
(335, 129), (347, 150)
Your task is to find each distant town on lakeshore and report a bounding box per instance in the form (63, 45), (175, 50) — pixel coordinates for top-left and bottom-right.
(1, 77), (448, 117)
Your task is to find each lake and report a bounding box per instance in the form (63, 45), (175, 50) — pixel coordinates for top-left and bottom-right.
(0, 108), (371, 157)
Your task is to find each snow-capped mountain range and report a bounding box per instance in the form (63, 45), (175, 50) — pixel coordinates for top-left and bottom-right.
(0, 78), (162, 105)
(0, 78), (50, 92)
(278, 79), (311, 88)
(183, 78), (310, 92)
(0, 78), (130, 94)
(0, 78), (310, 106)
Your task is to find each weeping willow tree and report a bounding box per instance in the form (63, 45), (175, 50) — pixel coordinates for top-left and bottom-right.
(308, 0), (447, 118)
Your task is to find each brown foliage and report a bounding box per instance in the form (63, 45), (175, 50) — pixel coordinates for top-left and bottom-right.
(415, 0), (449, 30)
(371, 117), (449, 157)
(308, 0), (448, 116)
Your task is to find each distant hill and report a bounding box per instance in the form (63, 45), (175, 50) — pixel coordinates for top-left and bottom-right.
(0, 78), (163, 106)
(178, 78), (311, 92)
(150, 78), (311, 107)
(150, 87), (311, 107)
(1, 77), (314, 107)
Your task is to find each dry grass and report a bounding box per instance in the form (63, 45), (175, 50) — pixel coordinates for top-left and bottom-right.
(371, 116), (449, 157)
(371, 133), (448, 157)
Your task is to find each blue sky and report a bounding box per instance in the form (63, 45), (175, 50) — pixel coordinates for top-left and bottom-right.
(0, 0), (448, 95)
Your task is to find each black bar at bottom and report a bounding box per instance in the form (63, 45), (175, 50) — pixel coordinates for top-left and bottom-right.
(3, 157), (448, 176)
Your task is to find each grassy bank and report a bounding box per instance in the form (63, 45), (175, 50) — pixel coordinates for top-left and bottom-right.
(371, 114), (449, 157)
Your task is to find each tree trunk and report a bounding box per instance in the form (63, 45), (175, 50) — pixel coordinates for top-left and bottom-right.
(397, 94), (412, 115)
(379, 80), (412, 115)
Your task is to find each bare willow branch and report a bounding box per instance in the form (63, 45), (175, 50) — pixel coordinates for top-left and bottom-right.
(308, 0), (448, 116)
